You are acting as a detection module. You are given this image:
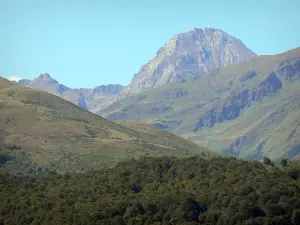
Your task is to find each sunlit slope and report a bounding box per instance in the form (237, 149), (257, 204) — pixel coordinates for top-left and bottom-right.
(0, 77), (210, 173)
(100, 48), (300, 160)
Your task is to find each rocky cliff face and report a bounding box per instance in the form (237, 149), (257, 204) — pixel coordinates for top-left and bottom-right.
(16, 74), (124, 112)
(122, 27), (256, 96)
(92, 84), (124, 94)
(193, 72), (283, 131)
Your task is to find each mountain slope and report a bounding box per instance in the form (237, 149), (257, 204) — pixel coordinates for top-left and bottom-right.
(16, 74), (124, 112)
(121, 27), (256, 96)
(100, 47), (300, 160)
(0, 77), (210, 173)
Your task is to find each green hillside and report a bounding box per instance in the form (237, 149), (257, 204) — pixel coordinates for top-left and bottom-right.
(100, 48), (300, 160)
(0, 77), (209, 174)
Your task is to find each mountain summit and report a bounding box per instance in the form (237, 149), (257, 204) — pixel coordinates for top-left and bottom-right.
(123, 27), (256, 95)
(26, 73), (70, 94)
(38, 73), (52, 79)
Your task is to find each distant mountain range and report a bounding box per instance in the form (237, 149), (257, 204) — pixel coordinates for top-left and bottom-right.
(10, 27), (300, 160)
(15, 28), (256, 111)
(15, 73), (124, 113)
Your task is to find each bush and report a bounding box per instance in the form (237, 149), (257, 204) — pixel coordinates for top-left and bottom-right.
(292, 209), (300, 225)
(281, 159), (288, 167)
(263, 157), (272, 165)
(264, 204), (286, 216)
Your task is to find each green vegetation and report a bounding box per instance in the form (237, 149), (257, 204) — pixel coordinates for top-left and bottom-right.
(263, 157), (272, 166)
(100, 48), (300, 161)
(281, 159), (288, 167)
(0, 76), (210, 173)
(1, 156), (300, 225)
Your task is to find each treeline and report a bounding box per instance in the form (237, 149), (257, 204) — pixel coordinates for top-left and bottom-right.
(1, 156), (300, 225)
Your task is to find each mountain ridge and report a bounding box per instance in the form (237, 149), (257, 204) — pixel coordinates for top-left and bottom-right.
(100, 47), (300, 160)
(14, 27), (257, 110)
(16, 74), (124, 112)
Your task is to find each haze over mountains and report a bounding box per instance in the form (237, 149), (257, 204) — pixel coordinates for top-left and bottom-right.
(11, 27), (300, 161)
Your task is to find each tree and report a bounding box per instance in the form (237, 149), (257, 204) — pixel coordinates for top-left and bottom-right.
(263, 157), (272, 165)
(280, 159), (288, 167)
(292, 209), (300, 225)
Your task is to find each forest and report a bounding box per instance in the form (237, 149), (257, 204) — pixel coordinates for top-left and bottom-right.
(1, 156), (300, 225)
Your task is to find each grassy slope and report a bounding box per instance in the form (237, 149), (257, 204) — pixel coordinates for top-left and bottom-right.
(100, 48), (300, 160)
(0, 77), (209, 173)
(115, 120), (212, 154)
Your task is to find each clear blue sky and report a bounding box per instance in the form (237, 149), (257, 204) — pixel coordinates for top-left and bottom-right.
(1, 0), (299, 88)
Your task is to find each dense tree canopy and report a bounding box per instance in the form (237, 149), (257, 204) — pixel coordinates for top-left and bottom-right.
(0, 156), (300, 225)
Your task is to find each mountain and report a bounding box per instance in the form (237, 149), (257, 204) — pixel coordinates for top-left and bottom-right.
(16, 79), (31, 86)
(121, 27), (256, 97)
(0, 76), (210, 174)
(14, 28), (256, 110)
(100, 47), (300, 161)
(16, 73), (124, 112)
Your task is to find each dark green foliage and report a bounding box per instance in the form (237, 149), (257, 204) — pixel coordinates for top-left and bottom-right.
(281, 159), (288, 167)
(292, 209), (300, 225)
(263, 157), (272, 165)
(0, 153), (12, 164)
(0, 156), (300, 225)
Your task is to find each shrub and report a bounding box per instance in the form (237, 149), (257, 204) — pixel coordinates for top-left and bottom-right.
(263, 157), (272, 165)
(281, 159), (288, 167)
(292, 209), (300, 225)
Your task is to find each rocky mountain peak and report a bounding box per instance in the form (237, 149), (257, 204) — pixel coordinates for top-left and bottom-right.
(36, 73), (58, 84)
(122, 27), (257, 96)
(38, 73), (52, 79)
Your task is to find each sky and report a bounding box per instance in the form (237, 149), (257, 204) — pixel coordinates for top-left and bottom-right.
(1, 0), (299, 88)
